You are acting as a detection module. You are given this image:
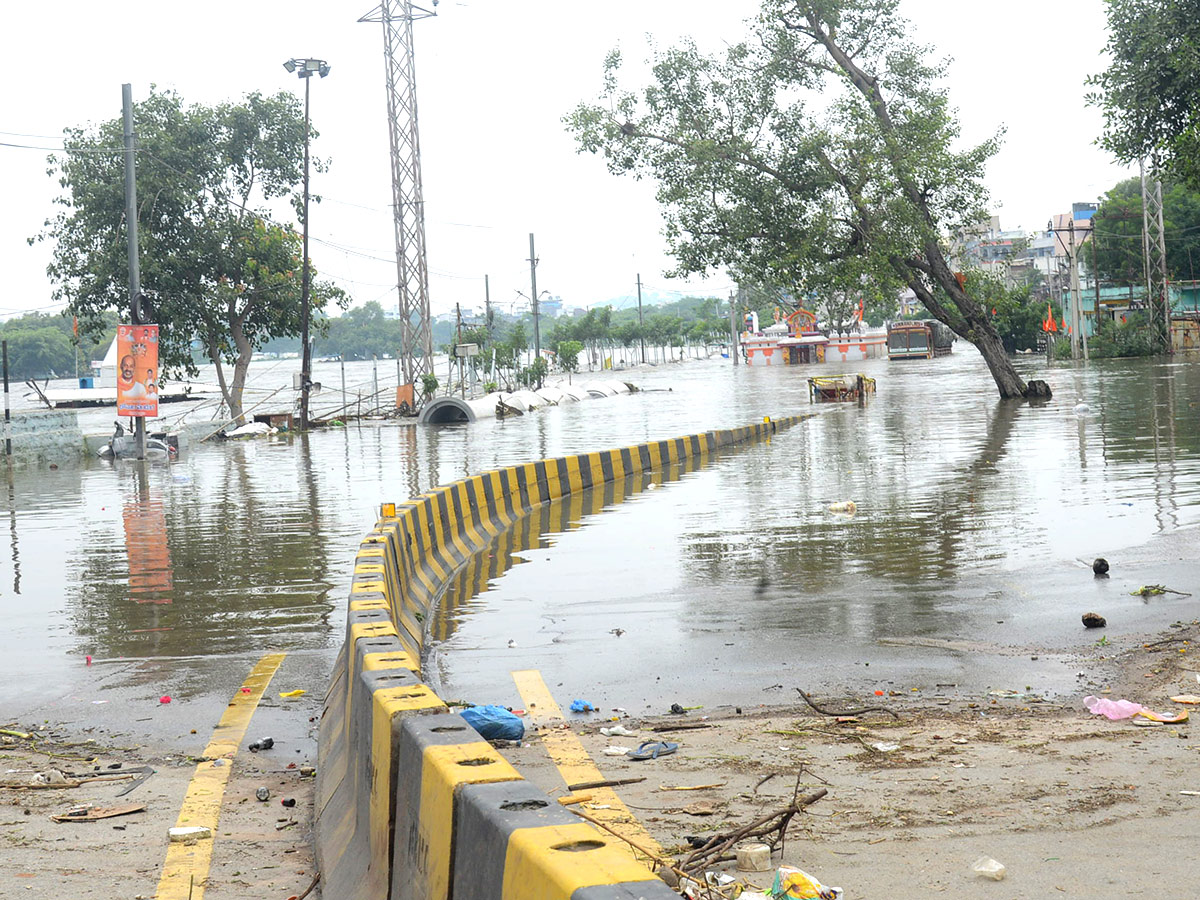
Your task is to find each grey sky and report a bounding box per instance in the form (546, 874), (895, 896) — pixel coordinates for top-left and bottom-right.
(2, 1), (1130, 324)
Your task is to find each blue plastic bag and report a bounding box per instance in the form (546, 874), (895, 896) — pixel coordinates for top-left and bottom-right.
(569, 699), (596, 713)
(461, 705), (525, 741)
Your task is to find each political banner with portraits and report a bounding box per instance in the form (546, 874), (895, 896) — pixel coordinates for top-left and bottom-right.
(116, 324), (160, 417)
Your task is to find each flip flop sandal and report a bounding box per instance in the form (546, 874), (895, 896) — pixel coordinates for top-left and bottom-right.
(626, 740), (679, 760)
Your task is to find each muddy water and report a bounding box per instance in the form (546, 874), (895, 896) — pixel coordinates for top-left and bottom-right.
(3, 351), (1199, 719)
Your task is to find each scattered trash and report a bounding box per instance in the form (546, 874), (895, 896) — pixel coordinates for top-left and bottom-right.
(1084, 696), (1143, 720)
(255, 787), (271, 802)
(1137, 708), (1188, 723)
(461, 705), (525, 741)
(52, 803), (145, 823)
(735, 842), (772, 872)
(569, 700), (596, 713)
(158, 696), (172, 704)
(827, 500), (857, 515)
(669, 703), (686, 715)
(1180, 791), (1200, 797)
(602, 746), (632, 756)
(1170, 695), (1200, 705)
(600, 725), (635, 737)
(1131, 584), (1192, 597)
(168, 825), (212, 843)
(557, 794), (593, 806)
(85, 656), (92, 666)
(248, 737), (274, 752)
(280, 798), (297, 808)
(609, 628), (625, 637)
(1093, 557), (1109, 576)
(871, 742), (900, 753)
(1082, 612), (1107, 628)
(299, 766), (316, 778)
(771, 864), (844, 899)
(659, 783), (726, 792)
(279, 689), (307, 698)
(971, 856), (1007, 881)
(566, 776), (645, 791)
(682, 800), (719, 816)
(627, 741), (679, 761)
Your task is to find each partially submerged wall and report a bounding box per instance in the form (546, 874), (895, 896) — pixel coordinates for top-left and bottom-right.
(316, 416), (809, 900)
(2, 410), (83, 461)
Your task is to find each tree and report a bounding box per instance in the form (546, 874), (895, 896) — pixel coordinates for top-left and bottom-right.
(37, 88), (347, 423)
(1086, 0), (1200, 189)
(1091, 177), (1200, 285)
(568, 0), (1048, 398)
(555, 339), (583, 382)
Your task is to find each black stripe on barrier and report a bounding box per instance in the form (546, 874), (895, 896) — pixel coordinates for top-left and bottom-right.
(464, 479), (487, 534)
(533, 459), (551, 504)
(619, 446), (633, 475)
(554, 457), (570, 494)
(479, 473), (499, 523)
(599, 451), (614, 484)
(451, 780), (578, 900)
(579, 454), (594, 491)
(513, 466), (531, 511)
(638, 443), (652, 469)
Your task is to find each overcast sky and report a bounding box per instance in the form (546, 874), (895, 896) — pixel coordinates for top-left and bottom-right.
(2, 1), (1131, 323)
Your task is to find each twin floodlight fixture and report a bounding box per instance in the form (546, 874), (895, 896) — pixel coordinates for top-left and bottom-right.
(283, 58), (331, 79)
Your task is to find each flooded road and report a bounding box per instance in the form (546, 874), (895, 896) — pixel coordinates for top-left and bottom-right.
(3, 350), (1199, 737)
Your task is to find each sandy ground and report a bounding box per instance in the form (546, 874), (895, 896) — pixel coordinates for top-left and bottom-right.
(0, 717), (319, 898)
(502, 619), (1200, 900)
(4, 620), (1198, 899)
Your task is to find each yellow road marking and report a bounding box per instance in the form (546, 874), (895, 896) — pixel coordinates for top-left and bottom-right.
(155, 652), (286, 900)
(511, 669), (666, 866)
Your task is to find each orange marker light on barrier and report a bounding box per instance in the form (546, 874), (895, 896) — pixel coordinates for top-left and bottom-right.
(380, 502), (396, 518)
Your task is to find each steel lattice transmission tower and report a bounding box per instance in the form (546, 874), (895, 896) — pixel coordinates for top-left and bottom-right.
(360, 1), (436, 390)
(1140, 158), (1171, 351)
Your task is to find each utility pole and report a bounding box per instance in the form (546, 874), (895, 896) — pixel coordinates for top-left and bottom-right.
(729, 291), (739, 366)
(122, 84), (146, 460)
(1091, 226), (1102, 323)
(360, 2), (437, 398)
(1068, 218), (1088, 361)
(455, 302), (465, 398)
(528, 233), (540, 358)
(1141, 158), (1171, 350)
(636, 273), (646, 364)
(484, 274), (492, 342)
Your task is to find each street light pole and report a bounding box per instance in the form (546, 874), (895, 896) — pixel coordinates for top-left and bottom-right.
(284, 57), (330, 430)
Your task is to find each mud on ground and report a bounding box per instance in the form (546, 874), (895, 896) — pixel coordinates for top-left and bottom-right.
(503, 620), (1200, 899)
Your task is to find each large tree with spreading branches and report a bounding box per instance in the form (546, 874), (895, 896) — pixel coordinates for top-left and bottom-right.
(37, 88), (346, 423)
(567, 0), (1049, 398)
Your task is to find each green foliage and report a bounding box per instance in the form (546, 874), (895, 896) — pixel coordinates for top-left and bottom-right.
(963, 271), (1044, 353)
(420, 373), (439, 398)
(0, 311), (119, 381)
(1086, 0), (1200, 189)
(37, 87), (347, 419)
(319, 302), (400, 360)
(555, 340), (583, 374)
(516, 357), (548, 390)
(1060, 313), (1158, 359)
(567, 0), (1033, 398)
(1091, 178), (1200, 284)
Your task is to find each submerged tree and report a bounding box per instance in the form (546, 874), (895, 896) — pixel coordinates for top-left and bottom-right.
(37, 88), (346, 422)
(568, 0), (1048, 398)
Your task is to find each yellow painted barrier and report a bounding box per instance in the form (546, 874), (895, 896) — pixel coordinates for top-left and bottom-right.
(315, 416), (811, 900)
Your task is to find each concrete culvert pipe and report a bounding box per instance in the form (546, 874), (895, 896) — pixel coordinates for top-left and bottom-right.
(421, 391), (513, 424)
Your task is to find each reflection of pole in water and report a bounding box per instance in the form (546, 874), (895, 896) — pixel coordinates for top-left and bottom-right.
(6, 461), (20, 595)
(123, 464), (173, 602)
(1152, 367), (1179, 533)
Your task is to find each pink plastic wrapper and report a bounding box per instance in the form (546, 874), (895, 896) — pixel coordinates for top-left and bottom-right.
(1084, 696), (1143, 720)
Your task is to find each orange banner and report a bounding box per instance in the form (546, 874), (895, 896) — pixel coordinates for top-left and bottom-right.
(116, 324), (160, 417)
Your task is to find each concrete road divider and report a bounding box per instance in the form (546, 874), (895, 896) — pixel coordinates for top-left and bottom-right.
(316, 416), (810, 899)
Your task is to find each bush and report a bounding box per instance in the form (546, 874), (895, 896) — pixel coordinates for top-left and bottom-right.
(1052, 314), (1159, 359)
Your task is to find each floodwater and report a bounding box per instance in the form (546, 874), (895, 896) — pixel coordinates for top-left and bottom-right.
(4, 350), (1200, 727)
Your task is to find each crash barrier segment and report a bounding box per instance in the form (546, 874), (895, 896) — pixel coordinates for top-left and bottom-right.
(317, 416), (810, 900)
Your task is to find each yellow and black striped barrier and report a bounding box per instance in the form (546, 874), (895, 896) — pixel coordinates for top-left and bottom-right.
(316, 415), (810, 900)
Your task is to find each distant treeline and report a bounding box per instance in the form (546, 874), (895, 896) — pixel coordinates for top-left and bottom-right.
(0, 311), (118, 382)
